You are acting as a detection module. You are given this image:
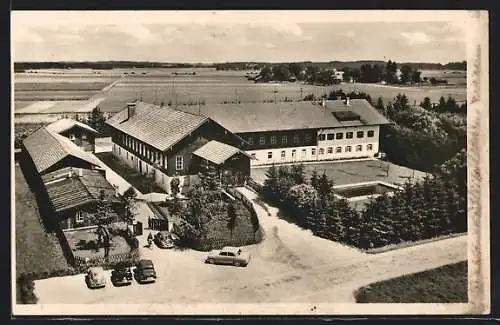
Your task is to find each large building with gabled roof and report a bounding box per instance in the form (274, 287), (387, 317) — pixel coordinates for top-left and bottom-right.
(105, 101), (251, 193)
(179, 97), (391, 165)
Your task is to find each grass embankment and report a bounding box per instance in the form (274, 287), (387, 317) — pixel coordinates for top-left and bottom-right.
(355, 261), (468, 303)
(15, 166), (73, 303)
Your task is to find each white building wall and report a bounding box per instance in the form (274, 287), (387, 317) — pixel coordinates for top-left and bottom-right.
(248, 125), (381, 166)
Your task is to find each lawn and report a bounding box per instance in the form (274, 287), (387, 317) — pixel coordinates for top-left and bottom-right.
(64, 226), (132, 259)
(95, 152), (166, 194)
(251, 159), (428, 187)
(14, 165), (72, 278)
(355, 261), (468, 303)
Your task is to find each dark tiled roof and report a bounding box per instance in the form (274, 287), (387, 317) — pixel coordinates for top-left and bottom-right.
(105, 102), (209, 151)
(22, 127), (101, 174)
(178, 99), (390, 133)
(44, 168), (121, 213)
(193, 140), (250, 165)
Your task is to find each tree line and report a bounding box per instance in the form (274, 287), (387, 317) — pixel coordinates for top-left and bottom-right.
(261, 149), (466, 250)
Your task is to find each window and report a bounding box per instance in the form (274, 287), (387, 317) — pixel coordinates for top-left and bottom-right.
(356, 131), (364, 138)
(293, 135), (300, 144)
(82, 133), (87, 140)
(292, 149), (297, 158)
(311, 148), (316, 155)
(260, 136), (266, 145)
(281, 135), (288, 144)
(367, 130), (375, 137)
(336, 133), (344, 140)
(175, 156), (183, 170)
(367, 144), (373, 151)
(356, 145), (363, 152)
(69, 133), (76, 141)
(251, 153), (256, 159)
(318, 134), (326, 141)
(336, 147), (342, 153)
(126, 152), (129, 159)
(281, 150), (286, 159)
(305, 134), (312, 142)
(327, 133), (335, 140)
(267, 152), (273, 159)
(346, 146), (352, 152)
(346, 132), (353, 139)
(75, 211), (84, 224)
(271, 136), (277, 144)
(327, 147), (333, 154)
(319, 148), (325, 155)
(301, 149), (306, 157)
(118, 147), (121, 155)
(248, 137), (254, 145)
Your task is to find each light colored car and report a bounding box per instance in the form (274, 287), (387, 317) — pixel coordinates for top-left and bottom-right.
(154, 231), (175, 249)
(205, 246), (251, 267)
(85, 266), (106, 289)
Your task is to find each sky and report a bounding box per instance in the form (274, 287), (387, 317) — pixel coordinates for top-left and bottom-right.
(11, 11), (470, 64)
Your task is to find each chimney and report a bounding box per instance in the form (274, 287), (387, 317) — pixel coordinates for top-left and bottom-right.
(127, 102), (136, 119)
(345, 97), (350, 106)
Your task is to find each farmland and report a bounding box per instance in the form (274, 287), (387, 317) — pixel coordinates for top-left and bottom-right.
(14, 68), (466, 115)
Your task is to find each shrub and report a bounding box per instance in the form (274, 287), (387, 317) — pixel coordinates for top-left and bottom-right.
(17, 274), (39, 304)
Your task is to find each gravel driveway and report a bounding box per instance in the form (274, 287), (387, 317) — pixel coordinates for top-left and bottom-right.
(33, 187), (467, 305)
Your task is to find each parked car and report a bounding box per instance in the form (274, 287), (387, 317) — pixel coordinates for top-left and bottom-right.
(205, 246), (251, 267)
(111, 262), (133, 286)
(154, 231), (175, 249)
(134, 259), (157, 284)
(85, 266), (106, 289)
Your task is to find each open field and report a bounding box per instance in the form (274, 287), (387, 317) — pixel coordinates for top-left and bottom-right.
(14, 68), (466, 114)
(14, 165), (72, 278)
(355, 261), (468, 303)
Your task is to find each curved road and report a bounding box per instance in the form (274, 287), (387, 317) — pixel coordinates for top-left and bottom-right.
(34, 187), (467, 304)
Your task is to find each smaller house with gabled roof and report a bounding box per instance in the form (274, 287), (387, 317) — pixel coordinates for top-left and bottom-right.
(22, 127), (102, 176)
(41, 167), (124, 231)
(46, 118), (100, 152)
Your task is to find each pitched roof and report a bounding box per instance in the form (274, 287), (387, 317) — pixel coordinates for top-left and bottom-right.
(43, 167), (121, 213)
(22, 127), (102, 174)
(46, 118), (99, 135)
(105, 101), (209, 151)
(178, 99), (390, 133)
(193, 140), (251, 165)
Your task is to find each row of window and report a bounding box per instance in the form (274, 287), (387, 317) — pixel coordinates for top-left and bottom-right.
(247, 134), (313, 145)
(119, 133), (165, 166)
(117, 144), (184, 171)
(246, 130), (376, 146)
(262, 144), (374, 159)
(318, 130), (375, 141)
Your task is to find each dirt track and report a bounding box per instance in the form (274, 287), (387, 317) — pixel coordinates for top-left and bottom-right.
(33, 187), (467, 304)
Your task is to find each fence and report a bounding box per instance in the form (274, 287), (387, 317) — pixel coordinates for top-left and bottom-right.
(74, 248), (140, 268)
(196, 229), (262, 251)
(246, 178), (263, 193)
(148, 217), (169, 231)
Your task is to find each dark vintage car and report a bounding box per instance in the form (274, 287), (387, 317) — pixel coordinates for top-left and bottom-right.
(111, 262), (133, 286)
(154, 231), (175, 249)
(134, 259), (157, 284)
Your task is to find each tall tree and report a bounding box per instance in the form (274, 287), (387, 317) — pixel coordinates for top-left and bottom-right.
(420, 97), (432, 110)
(121, 186), (137, 224)
(400, 65), (413, 84)
(198, 161), (220, 191)
(87, 107), (107, 133)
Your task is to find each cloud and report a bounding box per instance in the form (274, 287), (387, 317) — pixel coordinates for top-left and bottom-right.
(12, 26), (43, 44)
(118, 24), (157, 42)
(400, 31), (434, 44)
